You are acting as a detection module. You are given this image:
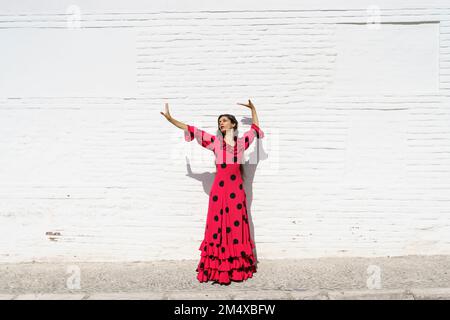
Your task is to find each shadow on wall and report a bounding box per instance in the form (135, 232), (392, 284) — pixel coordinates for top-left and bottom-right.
(184, 135), (268, 263)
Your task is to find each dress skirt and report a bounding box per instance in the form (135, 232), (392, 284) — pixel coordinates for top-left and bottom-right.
(184, 122), (264, 284)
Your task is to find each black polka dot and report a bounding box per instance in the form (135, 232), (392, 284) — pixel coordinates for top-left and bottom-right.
(203, 270), (208, 275)
(230, 193), (235, 199)
(221, 163), (226, 169)
(225, 207), (229, 213)
(234, 220), (240, 227)
(249, 259), (253, 265)
(200, 262), (204, 268)
(230, 174), (236, 181)
(221, 247), (225, 253)
(219, 180), (224, 187)
(241, 251), (246, 257)
(218, 228), (221, 233)
(211, 137), (214, 142)
(239, 184), (243, 190)
(226, 227), (231, 233)
(220, 209), (223, 215)
(213, 233), (217, 239)
(237, 203), (242, 210)
(228, 257), (234, 263)
(216, 243), (220, 247)
(213, 195), (218, 201)
(209, 242), (214, 247)
(214, 215), (219, 221)
(233, 239), (239, 244)
(233, 156), (237, 163)
(203, 246), (207, 251)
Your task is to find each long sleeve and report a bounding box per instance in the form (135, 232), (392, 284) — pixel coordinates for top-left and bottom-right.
(240, 123), (264, 151)
(184, 125), (216, 151)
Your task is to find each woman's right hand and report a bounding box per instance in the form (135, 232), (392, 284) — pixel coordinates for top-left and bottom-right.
(161, 102), (188, 131)
(160, 102), (172, 121)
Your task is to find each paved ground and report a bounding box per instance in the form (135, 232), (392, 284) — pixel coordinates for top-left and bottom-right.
(1, 255), (449, 299)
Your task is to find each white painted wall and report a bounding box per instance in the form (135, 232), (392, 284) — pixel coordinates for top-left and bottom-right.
(1, 0), (449, 262)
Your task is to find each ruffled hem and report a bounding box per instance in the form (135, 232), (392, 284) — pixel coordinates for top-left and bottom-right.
(198, 238), (256, 260)
(195, 239), (257, 284)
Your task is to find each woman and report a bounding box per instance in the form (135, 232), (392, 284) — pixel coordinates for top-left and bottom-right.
(160, 99), (265, 285)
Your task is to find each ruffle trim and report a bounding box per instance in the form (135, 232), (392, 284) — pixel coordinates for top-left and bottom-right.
(251, 123), (265, 139)
(184, 125), (193, 141)
(196, 239), (257, 284)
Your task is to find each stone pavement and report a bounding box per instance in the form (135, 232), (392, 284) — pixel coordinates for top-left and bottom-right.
(1, 255), (449, 300)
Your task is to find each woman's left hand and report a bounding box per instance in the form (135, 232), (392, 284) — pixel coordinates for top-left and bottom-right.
(237, 99), (255, 110)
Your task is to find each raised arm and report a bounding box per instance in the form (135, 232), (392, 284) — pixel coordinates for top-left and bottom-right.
(237, 99), (264, 150)
(236, 99), (259, 126)
(160, 102), (188, 131)
(161, 102), (216, 151)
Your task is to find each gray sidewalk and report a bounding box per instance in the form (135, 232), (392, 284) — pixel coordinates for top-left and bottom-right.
(1, 255), (449, 299)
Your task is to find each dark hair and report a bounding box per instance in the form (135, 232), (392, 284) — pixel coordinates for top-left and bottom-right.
(217, 114), (238, 134)
(216, 114), (244, 179)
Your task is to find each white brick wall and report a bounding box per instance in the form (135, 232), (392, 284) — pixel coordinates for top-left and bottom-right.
(0, 0), (449, 262)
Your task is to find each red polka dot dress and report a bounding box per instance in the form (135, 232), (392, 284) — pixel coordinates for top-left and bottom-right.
(184, 123), (264, 284)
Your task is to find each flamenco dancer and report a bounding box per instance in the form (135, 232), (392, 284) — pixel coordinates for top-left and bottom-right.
(161, 99), (265, 285)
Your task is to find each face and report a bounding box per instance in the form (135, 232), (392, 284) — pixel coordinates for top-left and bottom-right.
(218, 116), (235, 133)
